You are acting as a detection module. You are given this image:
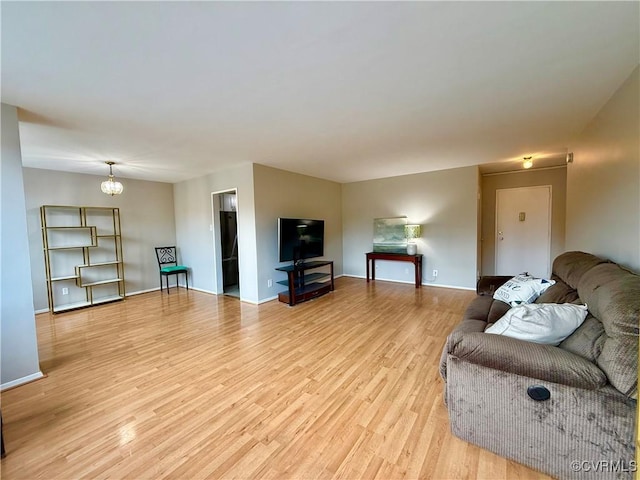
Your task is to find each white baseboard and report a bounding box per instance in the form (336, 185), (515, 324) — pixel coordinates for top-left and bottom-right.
(171, 286), (266, 303)
(258, 295), (279, 304)
(127, 286), (218, 296)
(127, 287), (160, 296)
(341, 274), (475, 291)
(426, 283), (475, 291)
(186, 286), (217, 295)
(34, 287), (161, 314)
(1, 370), (45, 391)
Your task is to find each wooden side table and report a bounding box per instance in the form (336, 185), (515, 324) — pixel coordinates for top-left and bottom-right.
(366, 252), (423, 288)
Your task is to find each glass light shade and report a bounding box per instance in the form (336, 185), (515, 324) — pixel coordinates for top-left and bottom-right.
(523, 158), (533, 169)
(101, 176), (124, 196)
(404, 224), (422, 239)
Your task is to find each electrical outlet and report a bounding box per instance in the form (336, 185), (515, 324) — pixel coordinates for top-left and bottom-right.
(62, 287), (69, 295)
(267, 279), (273, 288)
(433, 269), (438, 277)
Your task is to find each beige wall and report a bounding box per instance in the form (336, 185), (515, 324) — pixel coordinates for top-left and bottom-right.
(566, 66), (640, 272)
(253, 164), (343, 301)
(481, 167), (567, 275)
(23, 168), (177, 311)
(173, 163), (259, 302)
(173, 163), (342, 304)
(342, 166), (479, 289)
(1, 103), (42, 388)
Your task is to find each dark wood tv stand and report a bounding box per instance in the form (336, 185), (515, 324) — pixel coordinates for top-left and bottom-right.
(275, 260), (334, 306)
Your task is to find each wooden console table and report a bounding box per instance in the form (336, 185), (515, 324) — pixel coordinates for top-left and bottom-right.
(366, 252), (423, 288)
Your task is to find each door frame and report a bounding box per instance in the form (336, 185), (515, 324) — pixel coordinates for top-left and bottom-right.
(494, 185), (552, 278)
(210, 188), (239, 296)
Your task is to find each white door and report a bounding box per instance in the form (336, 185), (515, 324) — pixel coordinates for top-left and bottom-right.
(495, 186), (552, 278)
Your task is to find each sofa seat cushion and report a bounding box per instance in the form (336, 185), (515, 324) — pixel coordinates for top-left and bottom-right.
(160, 265), (187, 273)
(447, 332), (608, 390)
(578, 263), (640, 397)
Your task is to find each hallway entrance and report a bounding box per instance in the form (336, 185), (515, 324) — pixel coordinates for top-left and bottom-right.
(212, 190), (240, 298)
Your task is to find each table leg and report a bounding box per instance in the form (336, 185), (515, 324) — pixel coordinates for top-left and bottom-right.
(366, 256), (370, 282)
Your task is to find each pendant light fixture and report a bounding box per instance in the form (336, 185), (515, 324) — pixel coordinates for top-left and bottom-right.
(101, 161), (124, 196)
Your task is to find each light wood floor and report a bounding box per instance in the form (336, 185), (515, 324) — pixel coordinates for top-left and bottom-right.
(1, 277), (550, 479)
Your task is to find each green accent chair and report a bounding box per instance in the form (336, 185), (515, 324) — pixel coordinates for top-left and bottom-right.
(155, 246), (189, 294)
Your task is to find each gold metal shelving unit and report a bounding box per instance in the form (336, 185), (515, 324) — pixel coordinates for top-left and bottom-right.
(40, 205), (125, 313)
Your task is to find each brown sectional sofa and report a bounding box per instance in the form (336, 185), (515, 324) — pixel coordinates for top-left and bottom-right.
(440, 251), (639, 479)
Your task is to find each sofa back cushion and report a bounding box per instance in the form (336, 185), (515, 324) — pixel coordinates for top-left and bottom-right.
(553, 251), (609, 289)
(559, 315), (606, 363)
(534, 279), (580, 304)
(578, 263), (640, 397)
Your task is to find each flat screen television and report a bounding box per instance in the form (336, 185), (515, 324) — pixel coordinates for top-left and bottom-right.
(278, 218), (325, 263)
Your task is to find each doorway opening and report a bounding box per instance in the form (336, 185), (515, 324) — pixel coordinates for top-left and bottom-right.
(212, 190), (240, 298)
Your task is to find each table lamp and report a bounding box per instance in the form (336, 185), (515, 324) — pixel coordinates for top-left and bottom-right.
(405, 224), (422, 255)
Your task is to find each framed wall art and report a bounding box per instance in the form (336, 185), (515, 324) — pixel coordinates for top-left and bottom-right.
(372, 216), (407, 253)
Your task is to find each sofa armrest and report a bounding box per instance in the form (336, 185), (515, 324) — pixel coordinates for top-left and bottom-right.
(476, 276), (512, 296)
(447, 332), (608, 390)
(439, 318), (488, 380)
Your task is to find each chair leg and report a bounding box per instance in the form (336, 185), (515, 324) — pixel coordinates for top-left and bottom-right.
(185, 271), (189, 291)
(159, 274), (163, 293)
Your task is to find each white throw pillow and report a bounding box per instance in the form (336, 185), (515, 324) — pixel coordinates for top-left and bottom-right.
(485, 303), (589, 346)
(493, 273), (555, 306)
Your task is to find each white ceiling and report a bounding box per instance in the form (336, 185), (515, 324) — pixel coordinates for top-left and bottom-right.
(2, 2), (638, 184)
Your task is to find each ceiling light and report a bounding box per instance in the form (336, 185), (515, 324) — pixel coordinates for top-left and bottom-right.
(101, 161), (124, 196)
(523, 156), (533, 169)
